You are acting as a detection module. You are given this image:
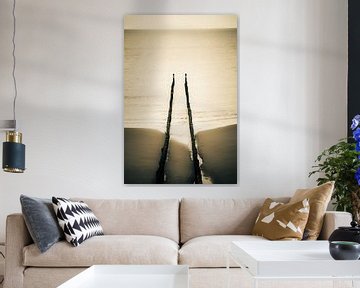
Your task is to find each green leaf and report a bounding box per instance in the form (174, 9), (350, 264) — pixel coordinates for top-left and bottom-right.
(309, 138), (360, 215)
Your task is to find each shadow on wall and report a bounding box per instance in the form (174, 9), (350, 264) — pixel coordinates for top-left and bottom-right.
(238, 0), (347, 189)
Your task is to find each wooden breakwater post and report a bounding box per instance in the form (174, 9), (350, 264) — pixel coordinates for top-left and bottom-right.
(156, 74), (175, 184)
(184, 74), (203, 184)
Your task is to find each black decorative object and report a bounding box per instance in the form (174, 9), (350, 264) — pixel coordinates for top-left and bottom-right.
(329, 221), (360, 244)
(329, 241), (360, 260)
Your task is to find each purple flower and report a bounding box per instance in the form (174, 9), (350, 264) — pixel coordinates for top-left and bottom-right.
(352, 115), (360, 130)
(354, 128), (360, 142)
(356, 168), (360, 186)
(357, 142), (360, 152)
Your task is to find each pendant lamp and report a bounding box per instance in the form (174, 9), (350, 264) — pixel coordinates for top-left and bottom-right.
(1, 0), (26, 173)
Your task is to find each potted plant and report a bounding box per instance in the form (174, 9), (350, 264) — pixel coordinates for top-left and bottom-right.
(309, 115), (360, 222)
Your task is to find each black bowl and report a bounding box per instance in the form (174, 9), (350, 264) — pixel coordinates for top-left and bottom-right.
(329, 241), (360, 260)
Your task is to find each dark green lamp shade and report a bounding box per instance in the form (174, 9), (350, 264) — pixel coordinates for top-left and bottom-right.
(2, 131), (25, 173)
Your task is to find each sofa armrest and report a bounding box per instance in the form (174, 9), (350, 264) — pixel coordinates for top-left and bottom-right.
(318, 211), (352, 240)
(4, 213), (33, 288)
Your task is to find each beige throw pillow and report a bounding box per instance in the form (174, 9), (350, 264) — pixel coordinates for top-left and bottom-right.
(252, 198), (310, 240)
(289, 181), (334, 240)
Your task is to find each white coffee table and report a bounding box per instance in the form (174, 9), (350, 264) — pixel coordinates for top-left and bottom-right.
(228, 241), (360, 288)
(58, 265), (189, 288)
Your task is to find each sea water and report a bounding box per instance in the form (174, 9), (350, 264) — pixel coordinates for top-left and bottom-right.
(124, 29), (237, 146)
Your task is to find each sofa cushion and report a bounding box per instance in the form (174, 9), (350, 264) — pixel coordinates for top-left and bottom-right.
(24, 268), (86, 288)
(72, 198), (179, 243)
(290, 181), (334, 240)
(20, 195), (64, 253)
(179, 235), (267, 268)
(23, 235), (178, 267)
(52, 197), (104, 247)
(252, 198), (310, 240)
(180, 198), (289, 243)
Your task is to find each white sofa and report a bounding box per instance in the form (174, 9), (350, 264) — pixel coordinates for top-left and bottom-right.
(4, 198), (352, 288)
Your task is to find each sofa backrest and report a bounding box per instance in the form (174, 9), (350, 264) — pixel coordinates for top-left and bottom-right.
(180, 198), (289, 243)
(73, 198), (180, 243)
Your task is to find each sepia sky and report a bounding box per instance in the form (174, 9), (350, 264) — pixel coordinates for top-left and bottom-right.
(124, 15), (237, 30)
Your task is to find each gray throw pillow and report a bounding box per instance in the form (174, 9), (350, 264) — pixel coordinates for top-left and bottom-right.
(20, 195), (64, 253)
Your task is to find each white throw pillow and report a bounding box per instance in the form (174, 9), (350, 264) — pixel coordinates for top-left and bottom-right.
(52, 197), (103, 247)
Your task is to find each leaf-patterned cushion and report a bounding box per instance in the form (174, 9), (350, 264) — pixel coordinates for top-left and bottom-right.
(252, 198), (310, 240)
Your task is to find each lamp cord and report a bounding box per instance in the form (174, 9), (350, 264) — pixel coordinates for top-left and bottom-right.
(12, 0), (18, 130)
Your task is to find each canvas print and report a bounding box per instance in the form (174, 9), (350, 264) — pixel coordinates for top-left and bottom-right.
(124, 15), (237, 184)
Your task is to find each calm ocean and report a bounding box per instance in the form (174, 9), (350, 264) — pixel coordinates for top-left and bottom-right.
(124, 29), (237, 145)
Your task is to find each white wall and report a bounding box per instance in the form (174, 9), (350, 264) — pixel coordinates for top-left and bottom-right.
(0, 0), (347, 242)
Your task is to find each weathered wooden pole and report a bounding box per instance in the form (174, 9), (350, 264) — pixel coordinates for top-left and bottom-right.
(184, 74), (203, 184)
(156, 74), (175, 184)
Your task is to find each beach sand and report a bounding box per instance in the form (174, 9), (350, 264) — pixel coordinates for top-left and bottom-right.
(166, 139), (194, 184)
(124, 128), (164, 184)
(196, 124), (237, 184)
(124, 128), (194, 184)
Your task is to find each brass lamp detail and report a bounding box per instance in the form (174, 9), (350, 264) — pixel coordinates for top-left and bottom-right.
(2, 131), (25, 173)
(6, 130), (22, 143)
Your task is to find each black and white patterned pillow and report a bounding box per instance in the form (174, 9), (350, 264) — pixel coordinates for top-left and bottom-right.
(52, 197), (104, 247)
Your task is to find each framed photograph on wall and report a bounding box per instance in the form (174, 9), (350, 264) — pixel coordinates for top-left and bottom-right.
(124, 15), (237, 184)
